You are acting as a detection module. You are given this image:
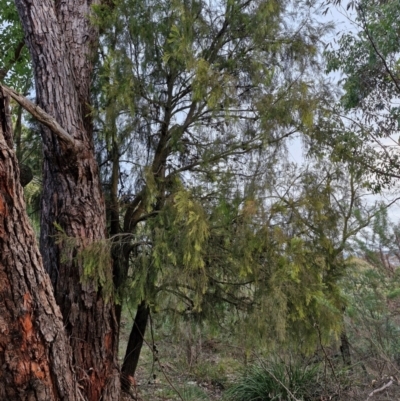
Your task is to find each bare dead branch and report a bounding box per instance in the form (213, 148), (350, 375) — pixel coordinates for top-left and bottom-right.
(0, 84), (81, 150)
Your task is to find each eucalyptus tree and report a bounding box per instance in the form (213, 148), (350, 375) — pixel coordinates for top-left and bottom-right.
(92, 0), (335, 378)
(325, 0), (400, 190)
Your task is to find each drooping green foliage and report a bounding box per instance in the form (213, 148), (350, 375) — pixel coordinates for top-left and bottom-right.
(88, 0), (387, 357)
(120, 157), (378, 352)
(54, 223), (114, 299)
(92, 0), (330, 189)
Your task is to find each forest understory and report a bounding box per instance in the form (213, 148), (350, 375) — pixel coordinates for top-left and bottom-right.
(119, 293), (400, 401)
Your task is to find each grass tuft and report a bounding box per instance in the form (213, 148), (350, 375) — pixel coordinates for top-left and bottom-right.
(224, 359), (321, 401)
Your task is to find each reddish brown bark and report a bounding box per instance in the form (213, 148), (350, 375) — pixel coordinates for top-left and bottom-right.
(0, 90), (78, 401)
(14, 0), (120, 399)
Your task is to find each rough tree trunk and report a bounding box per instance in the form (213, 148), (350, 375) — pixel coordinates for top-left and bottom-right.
(14, 1), (120, 399)
(0, 90), (78, 401)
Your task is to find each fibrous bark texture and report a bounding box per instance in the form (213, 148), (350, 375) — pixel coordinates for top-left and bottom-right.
(0, 90), (78, 401)
(14, 1), (120, 399)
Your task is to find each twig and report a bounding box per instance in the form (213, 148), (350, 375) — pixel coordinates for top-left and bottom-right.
(367, 378), (394, 400)
(264, 367), (302, 401)
(145, 311), (186, 401)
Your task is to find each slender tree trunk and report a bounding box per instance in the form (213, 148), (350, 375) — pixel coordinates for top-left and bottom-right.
(118, 141), (169, 379)
(340, 330), (352, 367)
(0, 90), (78, 401)
(14, 1), (120, 399)
(122, 301), (150, 378)
(340, 308), (351, 367)
(109, 136), (125, 327)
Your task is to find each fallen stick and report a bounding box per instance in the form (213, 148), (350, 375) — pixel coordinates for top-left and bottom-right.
(367, 378), (394, 400)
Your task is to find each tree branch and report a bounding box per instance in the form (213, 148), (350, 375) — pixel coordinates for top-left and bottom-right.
(359, 5), (400, 94)
(0, 84), (81, 150)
